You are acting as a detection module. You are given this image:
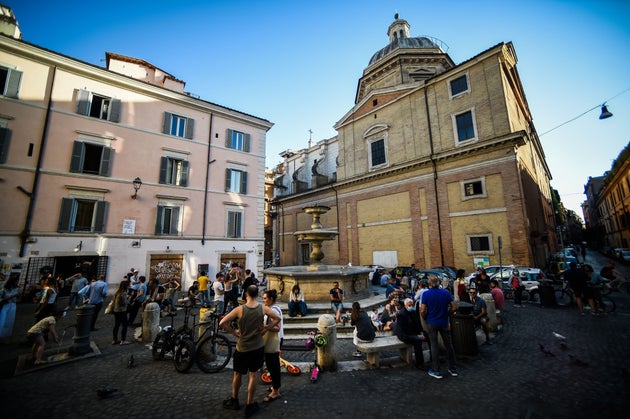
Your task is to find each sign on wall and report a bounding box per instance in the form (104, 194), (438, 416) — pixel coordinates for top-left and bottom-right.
(150, 253), (183, 283)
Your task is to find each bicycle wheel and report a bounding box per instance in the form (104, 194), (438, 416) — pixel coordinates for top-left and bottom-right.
(152, 331), (168, 360)
(196, 334), (232, 373)
(601, 296), (616, 313)
(174, 338), (195, 373)
(555, 289), (572, 307)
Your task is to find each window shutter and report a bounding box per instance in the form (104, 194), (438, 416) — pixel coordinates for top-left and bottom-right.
(225, 168), (232, 191)
(0, 127), (10, 164)
(99, 147), (112, 176)
(243, 133), (251, 152)
(94, 201), (108, 233)
(155, 205), (165, 234)
(171, 207), (180, 235)
(162, 112), (172, 134)
(76, 89), (90, 116)
(240, 171), (248, 194)
(225, 129), (233, 148)
(184, 118), (194, 139)
(159, 156), (168, 184)
(5, 69), (22, 98)
(69, 141), (84, 173)
(109, 99), (121, 122)
(180, 160), (189, 187)
(58, 198), (74, 232)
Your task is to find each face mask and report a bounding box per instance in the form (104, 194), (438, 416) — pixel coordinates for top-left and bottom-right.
(406, 306), (415, 312)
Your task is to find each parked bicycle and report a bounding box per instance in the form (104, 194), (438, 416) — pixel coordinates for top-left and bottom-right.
(174, 309), (233, 373)
(152, 298), (197, 361)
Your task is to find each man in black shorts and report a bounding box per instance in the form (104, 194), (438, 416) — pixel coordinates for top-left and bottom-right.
(564, 262), (597, 316)
(220, 285), (280, 417)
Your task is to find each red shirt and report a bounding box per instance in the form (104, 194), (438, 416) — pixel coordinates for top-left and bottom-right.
(491, 287), (505, 310)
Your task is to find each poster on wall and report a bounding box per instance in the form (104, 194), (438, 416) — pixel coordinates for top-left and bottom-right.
(473, 257), (490, 268)
(150, 253), (183, 283)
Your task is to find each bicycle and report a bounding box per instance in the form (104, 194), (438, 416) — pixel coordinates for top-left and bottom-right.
(600, 278), (630, 295)
(174, 309), (233, 373)
(554, 281), (616, 313)
(152, 299), (198, 361)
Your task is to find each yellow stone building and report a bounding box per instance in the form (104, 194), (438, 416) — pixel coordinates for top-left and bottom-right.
(270, 15), (556, 272)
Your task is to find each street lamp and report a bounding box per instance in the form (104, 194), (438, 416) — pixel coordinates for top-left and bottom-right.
(131, 177), (142, 199)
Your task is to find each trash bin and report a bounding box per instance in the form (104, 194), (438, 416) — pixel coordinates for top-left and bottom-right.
(540, 280), (556, 307)
(451, 302), (478, 357)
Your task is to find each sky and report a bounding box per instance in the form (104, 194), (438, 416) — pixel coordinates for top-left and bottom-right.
(7, 0), (630, 219)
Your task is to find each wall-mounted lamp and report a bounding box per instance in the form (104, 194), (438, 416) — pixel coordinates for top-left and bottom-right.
(166, 245), (171, 253)
(73, 241), (82, 252)
(232, 246), (237, 252)
(131, 240), (141, 248)
(131, 177), (142, 199)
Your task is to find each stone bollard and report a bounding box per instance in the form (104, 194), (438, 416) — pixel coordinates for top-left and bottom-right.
(317, 314), (337, 372)
(69, 304), (94, 356)
(142, 302), (161, 343)
(480, 293), (498, 331)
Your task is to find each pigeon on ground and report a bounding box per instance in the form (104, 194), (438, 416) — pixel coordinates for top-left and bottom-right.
(568, 354), (589, 367)
(96, 388), (118, 399)
(127, 354), (135, 368)
(539, 343), (555, 357)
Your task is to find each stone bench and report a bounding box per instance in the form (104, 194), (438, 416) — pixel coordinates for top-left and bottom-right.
(356, 335), (413, 368)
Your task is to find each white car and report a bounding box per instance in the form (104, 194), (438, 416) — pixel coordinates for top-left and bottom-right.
(465, 265), (515, 283)
(500, 267), (545, 302)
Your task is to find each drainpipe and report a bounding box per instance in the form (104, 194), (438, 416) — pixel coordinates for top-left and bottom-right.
(424, 87), (445, 266)
(331, 184), (341, 252)
(19, 66), (56, 257)
(202, 113), (214, 245)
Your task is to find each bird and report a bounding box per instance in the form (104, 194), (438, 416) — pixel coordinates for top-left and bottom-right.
(552, 332), (567, 341)
(568, 354), (589, 367)
(96, 388), (118, 399)
(127, 354), (135, 369)
(539, 343), (555, 357)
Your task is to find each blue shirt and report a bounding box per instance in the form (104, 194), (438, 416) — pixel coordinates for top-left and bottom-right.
(421, 287), (453, 327)
(88, 280), (108, 304)
(136, 283), (147, 302)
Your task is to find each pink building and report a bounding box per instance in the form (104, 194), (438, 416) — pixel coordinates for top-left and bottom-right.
(0, 18), (273, 294)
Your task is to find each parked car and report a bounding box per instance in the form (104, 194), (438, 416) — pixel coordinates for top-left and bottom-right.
(466, 265), (515, 283)
(614, 248), (630, 261)
(619, 249), (630, 264)
(430, 266), (457, 279)
(500, 267), (544, 302)
(415, 270), (453, 292)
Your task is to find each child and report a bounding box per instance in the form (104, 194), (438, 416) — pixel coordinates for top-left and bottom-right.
(370, 307), (383, 332)
(27, 310), (65, 365)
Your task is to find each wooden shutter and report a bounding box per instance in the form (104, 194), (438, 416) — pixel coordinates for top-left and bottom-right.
(155, 205), (165, 234)
(243, 133), (251, 152)
(225, 129), (233, 148)
(76, 89), (90, 116)
(184, 118), (194, 139)
(180, 160), (189, 187)
(94, 201), (108, 233)
(170, 207), (181, 235)
(225, 168), (232, 192)
(69, 141), (84, 173)
(0, 127), (10, 164)
(58, 198), (74, 232)
(99, 147), (112, 176)
(5, 69), (22, 98)
(240, 171), (247, 194)
(109, 99), (121, 122)
(159, 156), (168, 184)
(162, 112), (172, 134)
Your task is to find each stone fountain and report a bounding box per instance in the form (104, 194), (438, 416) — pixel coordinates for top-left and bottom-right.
(264, 205), (372, 303)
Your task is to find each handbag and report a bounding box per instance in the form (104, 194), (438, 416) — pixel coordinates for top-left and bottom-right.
(104, 299), (114, 314)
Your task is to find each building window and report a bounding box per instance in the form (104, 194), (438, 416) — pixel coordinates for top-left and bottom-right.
(466, 234), (493, 254)
(449, 74), (469, 97)
(225, 169), (248, 194)
(58, 198), (108, 233)
(454, 110), (477, 143)
(159, 156), (189, 186)
(0, 125), (10, 164)
(0, 65), (22, 98)
(69, 141), (112, 176)
(369, 139), (386, 168)
(226, 129), (251, 152)
(155, 205), (181, 235)
(76, 89), (121, 122)
(163, 112), (194, 139)
(461, 177), (487, 200)
(227, 210), (243, 238)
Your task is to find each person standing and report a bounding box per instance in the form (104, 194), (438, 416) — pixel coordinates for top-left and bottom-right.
(565, 262), (597, 316)
(65, 272), (87, 309)
(0, 276), (20, 340)
(197, 271), (210, 307)
(454, 269), (467, 301)
(350, 301), (375, 358)
(220, 285), (280, 417)
(86, 275), (108, 331)
(510, 269), (524, 307)
(420, 275), (458, 379)
(329, 281), (344, 322)
(224, 263), (241, 313)
(288, 285), (307, 317)
(213, 273), (226, 314)
(128, 276), (147, 326)
(35, 277), (58, 321)
(241, 270), (257, 302)
(489, 279), (505, 311)
(262, 289), (284, 403)
(112, 280), (130, 345)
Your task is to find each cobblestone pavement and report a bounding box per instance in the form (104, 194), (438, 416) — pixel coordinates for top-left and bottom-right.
(1, 252), (629, 418)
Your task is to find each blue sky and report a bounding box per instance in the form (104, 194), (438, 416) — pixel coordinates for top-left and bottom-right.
(8, 0), (630, 218)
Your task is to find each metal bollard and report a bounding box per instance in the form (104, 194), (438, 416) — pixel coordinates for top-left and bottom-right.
(316, 314), (337, 372)
(69, 304), (94, 356)
(142, 302), (161, 343)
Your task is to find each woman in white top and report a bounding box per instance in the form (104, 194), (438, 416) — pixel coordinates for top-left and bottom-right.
(262, 289), (284, 402)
